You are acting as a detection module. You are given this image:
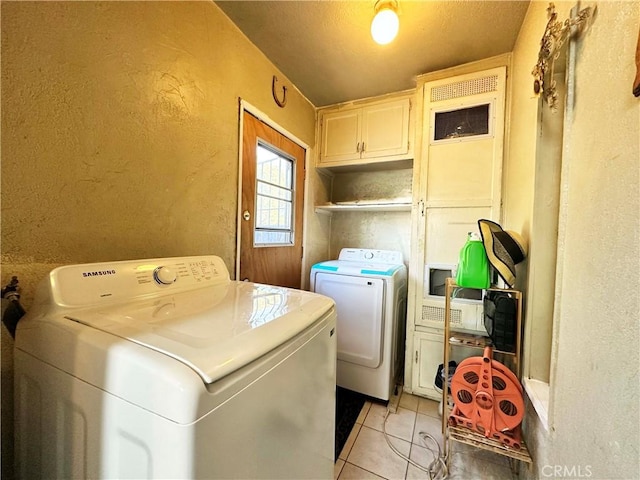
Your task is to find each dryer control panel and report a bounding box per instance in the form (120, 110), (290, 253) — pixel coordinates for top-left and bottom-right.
(338, 248), (404, 265)
(48, 255), (230, 308)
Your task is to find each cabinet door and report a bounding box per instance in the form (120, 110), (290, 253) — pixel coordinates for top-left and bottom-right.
(411, 330), (485, 400)
(424, 206), (494, 265)
(361, 98), (410, 159)
(423, 67), (506, 208)
(319, 109), (361, 164)
(411, 331), (443, 400)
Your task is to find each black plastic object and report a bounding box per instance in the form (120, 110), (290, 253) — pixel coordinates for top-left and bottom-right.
(1, 276), (25, 338)
(2, 300), (25, 338)
(434, 360), (457, 393)
(483, 291), (517, 352)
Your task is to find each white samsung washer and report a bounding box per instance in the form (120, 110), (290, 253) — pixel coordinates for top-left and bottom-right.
(14, 255), (337, 480)
(310, 248), (407, 400)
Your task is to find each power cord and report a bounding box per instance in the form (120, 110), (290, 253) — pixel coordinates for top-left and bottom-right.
(382, 409), (448, 479)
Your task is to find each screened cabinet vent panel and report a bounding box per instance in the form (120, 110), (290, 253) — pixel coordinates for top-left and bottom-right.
(429, 74), (499, 102)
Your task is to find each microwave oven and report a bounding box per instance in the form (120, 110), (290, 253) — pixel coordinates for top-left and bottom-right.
(420, 263), (487, 334)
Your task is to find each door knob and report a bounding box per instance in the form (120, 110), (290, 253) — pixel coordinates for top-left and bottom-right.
(243, 210), (251, 221)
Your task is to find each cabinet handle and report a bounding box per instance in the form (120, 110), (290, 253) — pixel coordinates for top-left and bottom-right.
(361, 142), (365, 152)
(356, 142), (361, 153)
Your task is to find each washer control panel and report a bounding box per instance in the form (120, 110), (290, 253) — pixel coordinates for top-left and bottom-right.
(338, 248), (404, 265)
(49, 255), (230, 307)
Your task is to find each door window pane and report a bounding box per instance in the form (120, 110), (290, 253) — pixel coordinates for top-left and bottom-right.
(254, 144), (294, 246)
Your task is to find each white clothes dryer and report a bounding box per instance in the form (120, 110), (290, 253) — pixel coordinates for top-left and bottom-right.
(310, 248), (407, 400)
(14, 256), (337, 479)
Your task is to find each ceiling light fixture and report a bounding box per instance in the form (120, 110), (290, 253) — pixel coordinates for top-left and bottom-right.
(371, 0), (399, 45)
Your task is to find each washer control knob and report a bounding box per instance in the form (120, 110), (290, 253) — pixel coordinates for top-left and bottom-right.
(364, 251), (374, 260)
(153, 266), (177, 285)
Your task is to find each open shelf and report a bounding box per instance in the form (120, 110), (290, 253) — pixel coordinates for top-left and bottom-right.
(449, 331), (516, 356)
(448, 425), (532, 464)
(314, 201), (411, 213)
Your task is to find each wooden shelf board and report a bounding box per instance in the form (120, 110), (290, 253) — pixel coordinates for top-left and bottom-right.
(448, 332), (516, 355)
(314, 202), (411, 213)
(448, 425), (532, 464)
(316, 158), (413, 173)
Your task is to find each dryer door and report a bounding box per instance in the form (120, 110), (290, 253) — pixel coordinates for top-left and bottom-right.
(314, 273), (384, 368)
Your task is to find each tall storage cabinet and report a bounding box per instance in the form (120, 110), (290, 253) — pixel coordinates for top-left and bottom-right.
(405, 56), (511, 399)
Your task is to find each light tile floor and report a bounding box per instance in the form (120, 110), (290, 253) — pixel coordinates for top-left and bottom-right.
(334, 392), (517, 480)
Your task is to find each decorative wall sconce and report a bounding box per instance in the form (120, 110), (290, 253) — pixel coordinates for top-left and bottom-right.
(532, 2), (592, 110)
(371, 0), (399, 45)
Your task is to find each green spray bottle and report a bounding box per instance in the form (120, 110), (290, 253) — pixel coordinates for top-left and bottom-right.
(455, 232), (490, 289)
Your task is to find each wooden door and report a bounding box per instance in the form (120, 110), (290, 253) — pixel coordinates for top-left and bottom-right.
(240, 111), (305, 288)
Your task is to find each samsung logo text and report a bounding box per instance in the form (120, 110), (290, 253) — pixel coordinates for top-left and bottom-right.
(82, 270), (116, 277)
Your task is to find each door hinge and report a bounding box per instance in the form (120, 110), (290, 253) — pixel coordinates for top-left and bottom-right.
(415, 350), (419, 363)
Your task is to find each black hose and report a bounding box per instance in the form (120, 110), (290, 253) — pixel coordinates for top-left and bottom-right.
(2, 299), (25, 339)
(1, 276), (26, 339)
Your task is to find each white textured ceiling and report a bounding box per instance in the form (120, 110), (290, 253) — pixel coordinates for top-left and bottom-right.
(215, 1), (530, 107)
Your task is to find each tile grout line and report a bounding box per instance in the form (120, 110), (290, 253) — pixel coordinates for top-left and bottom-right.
(347, 401), (371, 460)
(339, 401), (369, 463)
(337, 403), (373, 479)
(344, 461), (390, 480)
(340, 393), (454, 480)
(340, 393), (520, 480)
(392, 390), (414, 480)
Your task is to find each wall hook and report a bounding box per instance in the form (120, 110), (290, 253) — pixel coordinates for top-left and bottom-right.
(272, 75), (287, 108)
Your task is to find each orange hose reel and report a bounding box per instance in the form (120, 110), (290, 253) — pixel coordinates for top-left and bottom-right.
(448, 346), (524, 449)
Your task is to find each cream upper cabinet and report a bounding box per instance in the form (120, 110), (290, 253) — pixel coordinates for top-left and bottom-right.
(319, 109), (361, 162)
(318, 96), (412, 168)
(361, 100), (410, 159)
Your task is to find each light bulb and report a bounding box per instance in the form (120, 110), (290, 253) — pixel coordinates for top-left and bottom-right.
(371, 7), (399, 45)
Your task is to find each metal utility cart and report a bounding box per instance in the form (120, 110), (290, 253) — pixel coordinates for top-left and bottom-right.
(441, 278), (532, 472)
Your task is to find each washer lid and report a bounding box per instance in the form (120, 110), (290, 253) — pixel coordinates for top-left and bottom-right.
(64, 281), (334, 384)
